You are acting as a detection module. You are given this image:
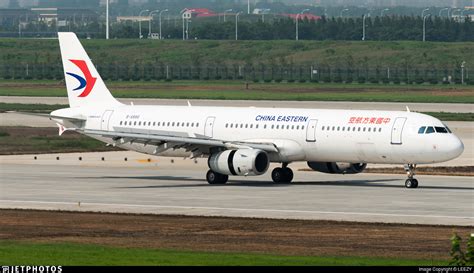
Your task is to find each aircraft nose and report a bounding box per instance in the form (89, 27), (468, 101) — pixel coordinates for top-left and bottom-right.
(448, 136), (464, 159)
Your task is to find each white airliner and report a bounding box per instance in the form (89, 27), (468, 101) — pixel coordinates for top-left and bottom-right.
(51, 32), (464, 188)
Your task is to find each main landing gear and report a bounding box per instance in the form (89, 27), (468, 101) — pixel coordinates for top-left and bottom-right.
(271, 163), (294, 184)
(206, 170), (228, 185)
(404, 164), (418, 189)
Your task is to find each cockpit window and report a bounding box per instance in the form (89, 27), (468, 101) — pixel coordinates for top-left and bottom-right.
(443, 124), (452, 133)
(418, 126), (426, 134)
(425, 127), (435, 134)
(435, 127), (448, 133)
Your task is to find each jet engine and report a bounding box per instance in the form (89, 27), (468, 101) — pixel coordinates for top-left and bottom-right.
(208, 149), (269, 176)
(307, 162), (367, 174)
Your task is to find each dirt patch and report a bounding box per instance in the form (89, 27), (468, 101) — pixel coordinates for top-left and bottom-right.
(299, 166), (473, 176)
(365, 166), (474, 176)
(0, 209), (470, 260)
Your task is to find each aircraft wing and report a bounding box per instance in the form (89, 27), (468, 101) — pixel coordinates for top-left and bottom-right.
(82, 129), (279, 157)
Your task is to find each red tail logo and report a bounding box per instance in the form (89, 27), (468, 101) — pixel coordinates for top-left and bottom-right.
(68, 59), (97, 97)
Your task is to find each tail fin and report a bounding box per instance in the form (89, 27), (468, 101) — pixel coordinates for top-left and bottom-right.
(58, 32), (121, 108)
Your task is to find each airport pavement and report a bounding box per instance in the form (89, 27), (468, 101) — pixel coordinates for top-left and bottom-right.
(1, 96), (474, 112)
(0, 159), (472, 226)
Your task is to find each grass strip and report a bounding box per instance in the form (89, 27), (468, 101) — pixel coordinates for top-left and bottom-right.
(0, 241), (448, 266)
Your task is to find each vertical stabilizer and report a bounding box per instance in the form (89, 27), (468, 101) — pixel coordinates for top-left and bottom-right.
(58, 32), (121, 108)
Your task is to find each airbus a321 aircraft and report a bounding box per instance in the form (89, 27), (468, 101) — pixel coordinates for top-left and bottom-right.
(51, 32), (464, 188)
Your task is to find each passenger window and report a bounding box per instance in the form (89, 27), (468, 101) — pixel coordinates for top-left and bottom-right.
(337, 126), (340, 131)
(435, 127), (448, 133)
(332, 126), (335, 131)
(363, 127), (366, 132)
(296, 125), (299, 130)
(418, 126), (426, 134)
(301, 126), (305, 130)
(186, 122), (190, 127)
(134, 121), (137, 125)
(256, 125), (259, 129)
(291, 125), (294, 130)
(276, 125), (279, 129)
(426, 127), (435, 134)
(264, 125), (267, 129)
(271, 125), (274, 129)
(322, 126), (325, 131)
(358, 127), (361, 131)
(250, 124), (253, 129)
(245, 124), (248, 128)
(167, 122), (170, 126)
(286, 125), (290, 129)
(196, 123), (199, 127)
(120, 121), (122, 125)
(379, 128), (382, 132)
(368, 128), (371, 132)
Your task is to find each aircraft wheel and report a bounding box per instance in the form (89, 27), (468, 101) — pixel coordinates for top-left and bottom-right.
(405, 179), (418, 189)
(283, 168), (294, 183)
(206, 170), (228, 185)
(411, 179), (418, 188)
(272, 167), (293, 184)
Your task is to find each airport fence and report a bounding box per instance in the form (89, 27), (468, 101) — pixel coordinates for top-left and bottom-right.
(0, 63), (472, 85)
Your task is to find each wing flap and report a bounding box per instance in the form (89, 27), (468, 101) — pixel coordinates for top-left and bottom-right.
(82, 129), (279, 153)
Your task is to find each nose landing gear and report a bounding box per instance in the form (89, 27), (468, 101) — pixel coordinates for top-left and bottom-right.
(404, 164), (418, 188)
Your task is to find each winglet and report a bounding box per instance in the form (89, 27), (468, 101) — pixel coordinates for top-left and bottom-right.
(406, 106), (410, 112)
(187, 100), (192, 107)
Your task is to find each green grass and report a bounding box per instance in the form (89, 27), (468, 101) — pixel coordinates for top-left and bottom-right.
(0, 103), (68, 112)
(0, 241), (448, 266)
(1, 39), (473, 68)
(0, 80), (472, 103)
(0, 127), (117, 155)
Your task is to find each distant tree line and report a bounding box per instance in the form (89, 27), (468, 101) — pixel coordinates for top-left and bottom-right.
(188, 16), (473, 42)
(3, 15), (472, 42)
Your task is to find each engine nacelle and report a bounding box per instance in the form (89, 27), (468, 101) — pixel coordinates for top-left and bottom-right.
(307, 162), (367, 174)
(208, 149), (269, 176)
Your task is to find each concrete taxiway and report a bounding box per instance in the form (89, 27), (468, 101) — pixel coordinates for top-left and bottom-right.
(0, 156), (472, 226)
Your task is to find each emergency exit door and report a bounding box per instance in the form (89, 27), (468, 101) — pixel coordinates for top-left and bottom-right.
(306, 119), (318, 142)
